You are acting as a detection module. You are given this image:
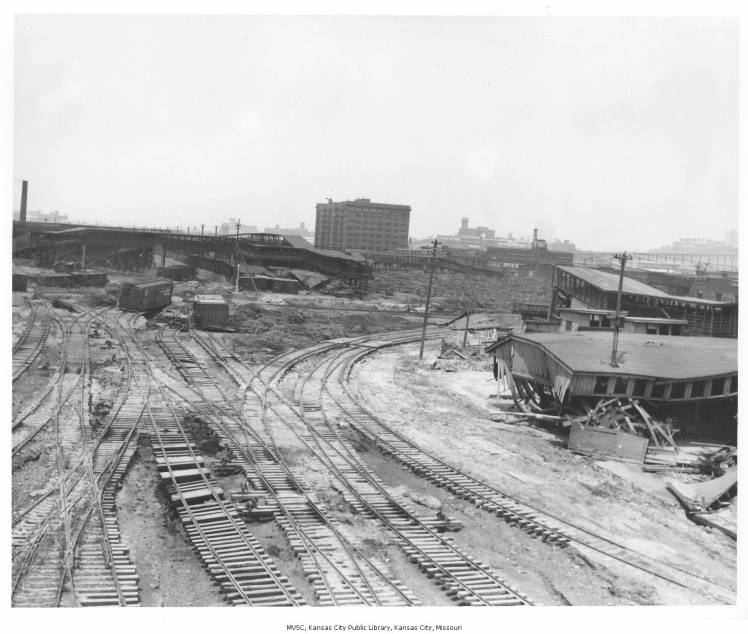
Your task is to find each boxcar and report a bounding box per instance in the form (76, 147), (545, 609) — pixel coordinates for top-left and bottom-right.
(12, 273), (28, 292)
(119, 279), (173, 312)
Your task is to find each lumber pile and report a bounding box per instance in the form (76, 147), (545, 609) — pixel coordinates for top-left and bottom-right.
(561, 398), (678, 449)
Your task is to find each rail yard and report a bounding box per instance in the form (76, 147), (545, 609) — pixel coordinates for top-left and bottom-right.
(10, 244), (737, 609)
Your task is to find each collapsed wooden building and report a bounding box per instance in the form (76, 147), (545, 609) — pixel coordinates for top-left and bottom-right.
(486, 331), (737, 441)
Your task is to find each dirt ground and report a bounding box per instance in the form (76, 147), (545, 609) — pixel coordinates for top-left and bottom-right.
(348, 342), (737, 604)
(11, 263), (737, 608)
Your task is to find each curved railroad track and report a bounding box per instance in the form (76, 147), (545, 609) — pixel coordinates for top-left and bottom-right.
(301, 334), (737, 604)
(179, 328), (531, 606)
(155, 328), (420, 606)
(12, 300), (52, 382)
(12, 309), (143, 607)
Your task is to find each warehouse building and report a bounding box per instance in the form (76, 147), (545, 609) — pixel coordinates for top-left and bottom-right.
(314, 198), (410, 251)
(550, 266), (738, 337)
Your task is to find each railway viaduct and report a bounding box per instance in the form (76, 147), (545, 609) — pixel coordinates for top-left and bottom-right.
(12, 221), (372, 289)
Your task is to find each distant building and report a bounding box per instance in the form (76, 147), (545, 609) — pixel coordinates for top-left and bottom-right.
(547, 238), (577, 252)
(315, 198), (410, 251)
(263, 222), (314, 238)
(13, 209), (68, 223)
(457, 217), (495, 240)
(220, 219), (258, 235)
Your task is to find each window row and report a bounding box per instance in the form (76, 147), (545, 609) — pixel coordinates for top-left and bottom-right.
(591, 374), (737, 400)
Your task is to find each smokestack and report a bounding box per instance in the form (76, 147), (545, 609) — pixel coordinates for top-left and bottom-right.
(20, 180), (28, 224)
(533, 227), (538, 241)
(461, 217), (469, 230)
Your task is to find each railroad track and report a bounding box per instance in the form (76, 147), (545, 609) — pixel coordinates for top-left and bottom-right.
(125, 320), (308, 606)
(188, 328), (531, 606)
(160, 330), (421, 605)
(13, 309), (144, 607)
(13, 300), (38, 354)
(186, 328), (738, 604)
(12, 300), (51, 382)
(316, 334), (737, 604)
(145, 396), (305, 606)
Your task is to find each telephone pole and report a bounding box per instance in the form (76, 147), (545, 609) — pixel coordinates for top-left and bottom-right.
(235, 220), (241, 293)
(418, 239), (439, 360)
(610, 251), (632, 367)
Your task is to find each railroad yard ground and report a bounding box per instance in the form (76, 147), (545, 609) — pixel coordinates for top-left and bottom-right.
(10, 264), (737, 609)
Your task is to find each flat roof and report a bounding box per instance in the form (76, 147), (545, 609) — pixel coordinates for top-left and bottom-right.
(556, 266), (670, 297)
(556, 266), (736, 306)
(194, 295), (227, 304)
(487, 331), (736, 380)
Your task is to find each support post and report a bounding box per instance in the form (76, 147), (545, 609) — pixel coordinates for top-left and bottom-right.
(81, 243), (86, 269)
(462, 312), (470, 349)
(418, 239), (439, 361)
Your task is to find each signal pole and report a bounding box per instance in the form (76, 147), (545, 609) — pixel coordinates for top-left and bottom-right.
(610, 251), (632, 367)
(419, 239), (439, 360)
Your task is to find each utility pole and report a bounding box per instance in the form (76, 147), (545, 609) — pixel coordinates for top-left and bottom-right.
(418, 239), (439, 360)
(235, 219), (241, 293)
(610, 251), (632, 367)
(462, 311), (471, 349)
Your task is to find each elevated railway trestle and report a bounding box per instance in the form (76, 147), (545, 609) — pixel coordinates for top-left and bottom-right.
(12, 221), (372, 288)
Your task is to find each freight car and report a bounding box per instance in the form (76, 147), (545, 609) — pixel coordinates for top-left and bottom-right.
(12, 273), (28, 292)
(192, 295), (230, 330)
(119, 278), (173, 312)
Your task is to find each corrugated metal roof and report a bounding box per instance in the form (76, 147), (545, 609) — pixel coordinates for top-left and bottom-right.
(556, 266), (671, 297)
(487, 331), (736, 380)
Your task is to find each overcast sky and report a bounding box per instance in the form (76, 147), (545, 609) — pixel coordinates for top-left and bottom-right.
(14, 15), (738, 250)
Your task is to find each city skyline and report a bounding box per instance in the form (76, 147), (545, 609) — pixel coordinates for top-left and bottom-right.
(14, 16), (738, 251)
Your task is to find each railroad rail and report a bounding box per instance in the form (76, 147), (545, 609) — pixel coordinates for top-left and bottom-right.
(12, 309), (144, 607)
(126, 321), (307, 606)
(183, 329), (531, 605)
(158, 330), (420, 606)
(12, 300), (51, 382)
(320, 335), (737, 604)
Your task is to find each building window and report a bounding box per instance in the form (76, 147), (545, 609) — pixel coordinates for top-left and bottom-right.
(614, 378), (628, 394)
(730, 375), (738, 393)
(651, 383), (665, 399)
(669, 383), (686, 400)
(593, 376), (609, 395)
(710, 377), (725, 397)
(691, 380), (705, 398)
(633, 379), (648, 397)
(565, 320), (573, 331)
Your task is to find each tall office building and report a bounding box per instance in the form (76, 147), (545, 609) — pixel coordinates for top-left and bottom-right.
(314, 198), (411, 251)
